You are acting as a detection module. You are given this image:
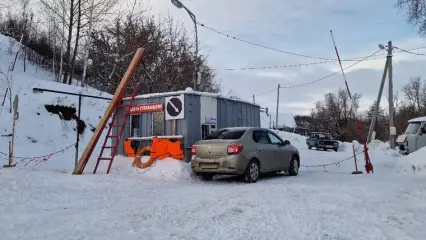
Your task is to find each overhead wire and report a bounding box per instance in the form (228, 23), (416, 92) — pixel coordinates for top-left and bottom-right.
(198, 22), (383, 62)
(394, 46), (426, 56)
(279, 49), (382, 89)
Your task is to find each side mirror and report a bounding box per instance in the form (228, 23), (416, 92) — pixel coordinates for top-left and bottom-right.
(284, 140), (291, 145)
(422, 128), (426, 134)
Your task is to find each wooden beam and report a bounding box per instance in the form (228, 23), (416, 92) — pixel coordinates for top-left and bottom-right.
(172, 119), (176, 136)
(72, 48), (145, 175)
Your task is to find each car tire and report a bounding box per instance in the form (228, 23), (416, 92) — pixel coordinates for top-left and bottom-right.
(308, 145), (312, 149)
(334, 148), (338, 152)
(315, 144), (319, 150)
(199, 173), (214, 181)
(244, 159), (260, 183)
(288, 156), (299, 176)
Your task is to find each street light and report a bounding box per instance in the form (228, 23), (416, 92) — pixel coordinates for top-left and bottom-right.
(170, 0), (199, 91)
(32, 87), (111, 167)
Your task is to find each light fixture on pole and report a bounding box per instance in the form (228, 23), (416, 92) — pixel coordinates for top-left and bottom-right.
(170, 0), (199, 90)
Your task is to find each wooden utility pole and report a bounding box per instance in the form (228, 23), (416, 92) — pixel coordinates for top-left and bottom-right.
(387, 41), (396, 148)
(367, 58), (388, 143)
(72, 48), (145, 175)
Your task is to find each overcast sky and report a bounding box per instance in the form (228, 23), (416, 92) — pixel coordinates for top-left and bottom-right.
(146, 0), (426, 118)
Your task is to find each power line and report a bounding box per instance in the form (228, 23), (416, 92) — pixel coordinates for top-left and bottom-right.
(197, 22), (380, 62)
(244, 49), (381, 100)
(280, 49), (382, 89)
(394, 46), (426, 56)
(214, 55), (388, 71)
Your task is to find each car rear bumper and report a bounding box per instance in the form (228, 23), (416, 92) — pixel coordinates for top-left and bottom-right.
(191, 155), (247, 175)
(318, 144), (338, 149)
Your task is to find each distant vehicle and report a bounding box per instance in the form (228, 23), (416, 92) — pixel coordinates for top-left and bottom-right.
(396, 116), (426, 155)
(306, 132), (339, 151)
(190, 127), (300, 183)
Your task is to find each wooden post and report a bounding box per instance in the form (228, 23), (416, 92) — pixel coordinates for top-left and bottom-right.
(72, 48), (145, 175)
(4, 95), (18, 168)
(172, 120), (177, 136)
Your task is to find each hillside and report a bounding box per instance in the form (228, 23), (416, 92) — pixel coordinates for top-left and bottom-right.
(0, 34), (111, 173)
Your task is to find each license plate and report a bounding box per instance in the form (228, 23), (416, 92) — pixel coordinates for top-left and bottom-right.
(200, 163), (218, 169)
(326, 145), (333, 148)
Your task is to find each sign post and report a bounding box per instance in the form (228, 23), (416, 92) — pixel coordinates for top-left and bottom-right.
(4, 95), (18, 168)
(165, 95), (185, 136)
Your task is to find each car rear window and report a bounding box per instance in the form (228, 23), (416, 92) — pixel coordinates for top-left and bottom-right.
(204, 130), (246, 140)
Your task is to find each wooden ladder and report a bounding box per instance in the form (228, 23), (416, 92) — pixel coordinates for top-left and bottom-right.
(93, 82), (141, 174)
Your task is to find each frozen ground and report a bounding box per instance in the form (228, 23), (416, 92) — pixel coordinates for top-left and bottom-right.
(2, 133), (426, 240)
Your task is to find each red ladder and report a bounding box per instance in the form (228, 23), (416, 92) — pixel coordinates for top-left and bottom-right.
(93, 82), (141, 174)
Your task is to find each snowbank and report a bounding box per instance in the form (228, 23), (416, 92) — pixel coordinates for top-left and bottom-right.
(395, 147), (426, 174)
(111, 155), (193, 181)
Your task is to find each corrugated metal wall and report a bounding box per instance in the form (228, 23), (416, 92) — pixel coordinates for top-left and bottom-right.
(115, 93), (260, 163)
(216, 97), (260, 129)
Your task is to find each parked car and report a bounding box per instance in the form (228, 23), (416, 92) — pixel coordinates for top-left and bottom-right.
(396, 116), (426, 155)
(191, 127), (300, 183)
(306, 132), (339, 151)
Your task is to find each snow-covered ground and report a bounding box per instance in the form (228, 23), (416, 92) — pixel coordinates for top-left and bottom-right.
(0, 34), (111, 173)
(2, 34), (426, 239)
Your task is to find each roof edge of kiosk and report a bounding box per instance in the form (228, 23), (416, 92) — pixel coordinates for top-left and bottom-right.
(123, 87), (260, 107)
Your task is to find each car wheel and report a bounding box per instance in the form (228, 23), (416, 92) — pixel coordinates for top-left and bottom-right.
(308, 145), (312, 150)
(334, 148), (338, 152)
(199, 173), (214, 181)
(244, 160), (260, 183)
(315, 144), (319, 150)
(288, 156), (299, 176)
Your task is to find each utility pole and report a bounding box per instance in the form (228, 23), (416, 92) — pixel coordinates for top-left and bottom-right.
(275, 84), (280, 130)
(387, 41), (396, 149)
(252, 94), (255, 104)
(367, 58), (388, 143)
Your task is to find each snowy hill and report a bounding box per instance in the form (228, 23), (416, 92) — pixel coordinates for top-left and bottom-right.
(0, 34), (111, 173)
(260, 112), (296, 128)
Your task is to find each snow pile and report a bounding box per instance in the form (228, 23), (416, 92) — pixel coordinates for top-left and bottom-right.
(395, 147), (426, 174)
(111, 155), (193, 181)
(276, 130), (307, 149)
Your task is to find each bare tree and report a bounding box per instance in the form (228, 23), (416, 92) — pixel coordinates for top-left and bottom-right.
(396, 0), (426, 34)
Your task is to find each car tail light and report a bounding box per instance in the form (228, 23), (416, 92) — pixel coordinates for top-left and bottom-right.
(191, 145), (196, 155)
(227, 144), (243, 155)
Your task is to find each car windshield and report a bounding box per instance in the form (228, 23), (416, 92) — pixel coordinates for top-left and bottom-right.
(204, 129), (246, 140)
(405, 122), (421, 134)
(317, 134), (331, 139)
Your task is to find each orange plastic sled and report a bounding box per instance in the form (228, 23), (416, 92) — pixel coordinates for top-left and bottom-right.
(132, 146), (156, 169)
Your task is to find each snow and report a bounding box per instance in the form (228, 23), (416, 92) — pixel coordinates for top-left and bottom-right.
(408, 116), (426, 122)
(3, 33), (426, 239)
(0, 34), (111, 173)
(395, 146), (426, 174)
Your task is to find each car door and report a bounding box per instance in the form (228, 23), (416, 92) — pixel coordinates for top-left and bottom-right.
(308, 133), (316, 147)
(417, 123), (426, 151)
(267, 131), (290, 170)
(252, 130), (275, 171)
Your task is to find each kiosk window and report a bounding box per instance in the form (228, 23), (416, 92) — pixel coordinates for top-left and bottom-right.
(152, 112), (165, 136)
(129, 115), (140, 137)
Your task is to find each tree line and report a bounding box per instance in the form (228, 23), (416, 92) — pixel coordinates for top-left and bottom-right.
(294, 77), (426, 142)
(0, 0), (220, 96)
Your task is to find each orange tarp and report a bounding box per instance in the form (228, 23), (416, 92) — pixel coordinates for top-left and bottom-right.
(132, 137), (185, 169)
(123, 139), (135, 157)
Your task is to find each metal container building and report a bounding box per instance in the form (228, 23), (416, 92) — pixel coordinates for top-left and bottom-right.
(114, 88), (261, 162)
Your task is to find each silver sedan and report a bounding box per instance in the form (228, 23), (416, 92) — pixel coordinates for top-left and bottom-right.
(191, 127), (300, 183)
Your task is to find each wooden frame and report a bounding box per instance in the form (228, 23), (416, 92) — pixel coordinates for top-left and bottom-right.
(72, 48), (145, 175)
